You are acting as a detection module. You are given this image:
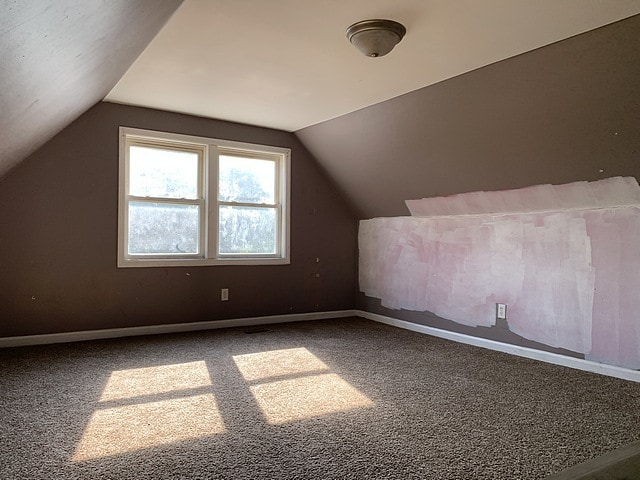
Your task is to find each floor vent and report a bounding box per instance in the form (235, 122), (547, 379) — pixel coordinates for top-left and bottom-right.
(244, 328), (271, 334)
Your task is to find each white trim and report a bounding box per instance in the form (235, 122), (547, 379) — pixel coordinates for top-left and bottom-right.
(0, 310), (359, 348)
(117, 127), (128, 267)
(117, 126), (291, 268)
(2, 309), (638, 383)
(359, 311), (640, 383)
(280, 148), (291, 262)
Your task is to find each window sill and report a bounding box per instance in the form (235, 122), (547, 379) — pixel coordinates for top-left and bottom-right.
(117, 256), (290, 268)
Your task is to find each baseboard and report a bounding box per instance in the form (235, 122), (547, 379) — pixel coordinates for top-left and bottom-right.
(358, 310), (640, 383)
(544, 439), (640, 480)
(0, 310), (359, 348)
(3, 309), (638, 383)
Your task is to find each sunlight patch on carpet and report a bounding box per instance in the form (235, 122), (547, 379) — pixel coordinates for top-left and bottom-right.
(74, 361), (224, 461)
(250, 373), (373, 424)
(233, 347), (330, 381)
(100, 361), (212, 401)
(233, 348), (373, 424)
(73, 394), (224, 461)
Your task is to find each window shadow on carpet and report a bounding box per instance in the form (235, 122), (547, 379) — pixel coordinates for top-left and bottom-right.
(73, 348), (373, 461)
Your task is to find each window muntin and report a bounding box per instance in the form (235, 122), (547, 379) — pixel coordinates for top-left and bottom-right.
(118, 127), (290, 267)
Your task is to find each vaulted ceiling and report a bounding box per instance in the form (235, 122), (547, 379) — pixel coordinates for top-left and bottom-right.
(3, 1), (640, 218)
(1, 0), (182, 177)
(105, 0), (640, 132)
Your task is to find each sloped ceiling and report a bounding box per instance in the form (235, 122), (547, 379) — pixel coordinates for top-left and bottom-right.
(0, 0), (182, 178)
(105, 0), (640, 132)
(3, 1), (639, 220)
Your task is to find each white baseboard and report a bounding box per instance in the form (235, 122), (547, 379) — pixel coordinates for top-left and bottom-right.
(2, 308), (638, 383)
(359, 311), (640, 383)
(0, 310), (359, 348)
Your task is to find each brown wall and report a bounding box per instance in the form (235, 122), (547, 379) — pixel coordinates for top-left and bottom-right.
(296, 15), (640, 219)
(0, 102), (357, 337)
(297, 15), (640, 361)
(359, 294), (584, 359)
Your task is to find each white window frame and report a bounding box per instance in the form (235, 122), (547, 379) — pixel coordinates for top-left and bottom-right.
(118, 127), (290, 267)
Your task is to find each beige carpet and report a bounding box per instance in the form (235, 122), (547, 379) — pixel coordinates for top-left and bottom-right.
(1, 317), (640, 479)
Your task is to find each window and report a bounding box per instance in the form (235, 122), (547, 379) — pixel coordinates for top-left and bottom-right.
(118, 127), (290, 267)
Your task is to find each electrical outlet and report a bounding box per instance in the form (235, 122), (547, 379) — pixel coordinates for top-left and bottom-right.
(221, 288), (229, 301)
(496, 303), (507, 320)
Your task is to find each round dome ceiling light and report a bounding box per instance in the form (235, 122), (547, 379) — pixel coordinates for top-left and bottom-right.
(346, 19), (406, 58)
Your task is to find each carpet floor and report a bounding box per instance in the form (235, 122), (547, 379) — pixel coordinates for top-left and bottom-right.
(1, 317), (639, 479)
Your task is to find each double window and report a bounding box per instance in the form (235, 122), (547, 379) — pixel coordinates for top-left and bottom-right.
(118, 127), (290, 267)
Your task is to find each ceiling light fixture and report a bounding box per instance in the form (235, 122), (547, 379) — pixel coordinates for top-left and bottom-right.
(346, 19), (406, 58)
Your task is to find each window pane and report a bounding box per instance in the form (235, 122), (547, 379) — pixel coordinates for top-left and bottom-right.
(219, 206), (276, 254)
(129, 146), (199, 199)
(219, 155), (275, 204)
(129, 202), (200, 255)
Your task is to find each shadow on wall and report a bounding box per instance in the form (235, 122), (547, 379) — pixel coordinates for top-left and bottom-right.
(359, 177), (640, 370)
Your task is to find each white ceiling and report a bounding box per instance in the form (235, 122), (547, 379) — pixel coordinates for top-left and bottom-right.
(105, 0), (640, 132)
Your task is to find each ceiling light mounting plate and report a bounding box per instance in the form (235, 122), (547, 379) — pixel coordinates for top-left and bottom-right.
(346, 19), (406, 58)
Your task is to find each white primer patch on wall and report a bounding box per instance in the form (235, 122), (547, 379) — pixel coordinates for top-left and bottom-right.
(406, 176), (640, 216)
(359, 177), (640, 369)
